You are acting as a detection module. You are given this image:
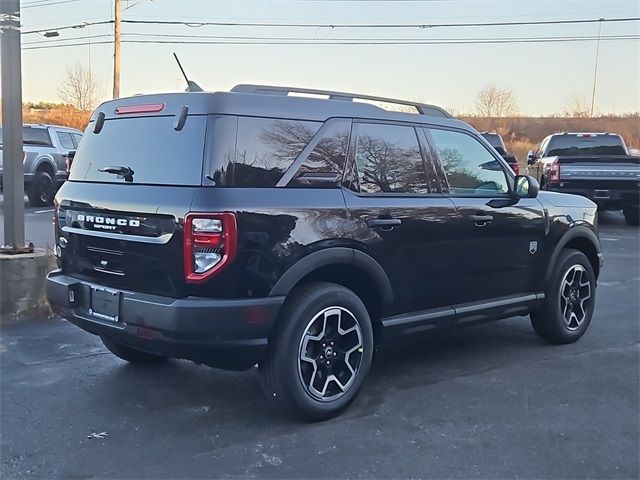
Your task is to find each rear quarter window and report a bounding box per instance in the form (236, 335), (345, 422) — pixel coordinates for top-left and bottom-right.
(233, 117), (321, 187)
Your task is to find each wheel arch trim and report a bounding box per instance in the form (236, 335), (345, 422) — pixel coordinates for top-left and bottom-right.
(269, 247), (394, 310)
(545, 226), (602, 285)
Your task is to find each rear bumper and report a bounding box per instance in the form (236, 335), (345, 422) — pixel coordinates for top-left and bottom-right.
(546, 185), (640, 210)
(46, 270), (285, 370)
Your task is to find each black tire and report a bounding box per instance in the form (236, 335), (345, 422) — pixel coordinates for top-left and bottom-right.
(623, 206), (639, 226)
(530, 249), (596, 344)
(27, 170), (55, 207)
(259, 282), (374, 421)
(100, 336), (168, 364)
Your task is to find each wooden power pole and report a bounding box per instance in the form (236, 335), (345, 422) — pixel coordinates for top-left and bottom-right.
(113, 0), (121, 98)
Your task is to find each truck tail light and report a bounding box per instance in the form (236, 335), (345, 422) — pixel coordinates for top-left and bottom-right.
(548, 163), (561, 183)
(183, 213), (237, 284)
(65, 156), (72, 173)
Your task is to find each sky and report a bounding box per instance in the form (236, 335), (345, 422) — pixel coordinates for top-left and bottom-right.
(12, 0), (640, 116)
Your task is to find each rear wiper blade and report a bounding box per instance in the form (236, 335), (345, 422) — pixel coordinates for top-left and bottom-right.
(98, 165), (135, 182)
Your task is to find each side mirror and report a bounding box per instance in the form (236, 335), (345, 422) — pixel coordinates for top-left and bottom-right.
(515, 175), (539, 199)
(527, 150), (537, 165)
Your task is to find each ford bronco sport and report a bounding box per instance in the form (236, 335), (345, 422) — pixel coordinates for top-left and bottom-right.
(47, 85), (603, 420)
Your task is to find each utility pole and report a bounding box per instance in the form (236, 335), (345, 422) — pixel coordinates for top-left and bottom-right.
(590, 18), (604, 118)
(113, 0), (122, 98)
(1, 0), (28, 252)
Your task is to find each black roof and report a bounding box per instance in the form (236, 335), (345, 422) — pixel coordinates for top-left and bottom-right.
(92, 85), (475, 133)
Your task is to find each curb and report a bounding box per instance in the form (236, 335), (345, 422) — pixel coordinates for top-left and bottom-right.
(0, 250), (57, 324)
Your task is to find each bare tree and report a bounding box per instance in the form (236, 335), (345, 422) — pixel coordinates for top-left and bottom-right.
(57, 63), (99, 111)
(563, 96), (591, 118)
(475, 85), (518, 117)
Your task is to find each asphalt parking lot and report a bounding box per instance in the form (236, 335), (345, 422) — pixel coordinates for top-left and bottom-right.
(1, 211), (638, 479)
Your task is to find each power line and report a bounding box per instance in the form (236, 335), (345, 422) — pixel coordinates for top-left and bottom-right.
(23, 32), (640, 45)
(21, 20), (113, 35)
(22, 0), (85, 8)
(120, 16), (640, 28)
(21, 34), (640, 50)
(20, 16), (640, 36)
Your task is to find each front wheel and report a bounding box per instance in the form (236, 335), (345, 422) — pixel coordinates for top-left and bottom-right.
(259, 282), (374, 421)
(623, 206), (639, 226)
(530, 249), (596, 344)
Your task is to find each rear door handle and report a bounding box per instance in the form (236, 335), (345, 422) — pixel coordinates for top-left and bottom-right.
(367, 218), (402, 231)
(469, 214), (493, 227)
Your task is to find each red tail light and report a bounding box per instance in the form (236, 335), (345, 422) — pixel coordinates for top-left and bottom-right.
(548, 162), (561, 183)
(65, 156), (72, 174)
(183, 213), (237, 284)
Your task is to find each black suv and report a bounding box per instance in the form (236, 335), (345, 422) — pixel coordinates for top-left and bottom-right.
(47, 85), (603, 420)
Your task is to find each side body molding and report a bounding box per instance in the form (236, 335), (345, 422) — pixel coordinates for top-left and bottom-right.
(269, 247), (394, 309)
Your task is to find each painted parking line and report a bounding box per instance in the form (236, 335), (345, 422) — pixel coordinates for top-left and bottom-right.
(33, 209), (54, 214)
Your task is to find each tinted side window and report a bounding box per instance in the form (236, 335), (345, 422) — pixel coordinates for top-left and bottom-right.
(291, 119), (350, 185)
(71, 133), (83, 148)
(57, 131), (75, 150)
(234, 117), (321, 187)
(430, 128), (508, 196)
(354, 123), (429, 194)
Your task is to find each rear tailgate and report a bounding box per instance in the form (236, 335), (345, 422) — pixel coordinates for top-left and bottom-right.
(558, 155), (640, 185)
(57, 96), (208, 297)
(57, 182), (197, 298)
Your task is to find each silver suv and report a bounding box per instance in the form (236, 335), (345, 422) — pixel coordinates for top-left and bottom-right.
(0, 124), (83, 206)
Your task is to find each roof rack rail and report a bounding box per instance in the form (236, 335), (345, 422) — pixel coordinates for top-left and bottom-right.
(230, 84), (452, 118)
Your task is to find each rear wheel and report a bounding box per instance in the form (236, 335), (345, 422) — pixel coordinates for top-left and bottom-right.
(27, 170), (55, 207)
(259, 282), (374, 421)
(623, 206), (639, 226)
(530, 249), (596, 344)
(101, 336), (168, 364)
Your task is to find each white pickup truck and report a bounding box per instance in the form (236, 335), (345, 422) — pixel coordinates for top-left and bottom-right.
(0, 123), (83, 206)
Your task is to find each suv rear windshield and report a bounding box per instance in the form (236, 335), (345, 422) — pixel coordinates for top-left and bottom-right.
(69, 115), (207, 185)
(481, 133), (506, 155)
(547, 135), (627, 157)
(0, 127), (52, 146)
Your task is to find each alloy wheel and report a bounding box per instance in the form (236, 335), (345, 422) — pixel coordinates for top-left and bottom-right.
(559, 264), (592, 331)
(298, 306), (364, 402)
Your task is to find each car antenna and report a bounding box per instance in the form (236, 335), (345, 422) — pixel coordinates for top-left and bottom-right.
(173, 53), (204, 92)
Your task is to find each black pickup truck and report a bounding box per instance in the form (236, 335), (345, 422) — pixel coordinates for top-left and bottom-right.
(527, 133), (640, 225)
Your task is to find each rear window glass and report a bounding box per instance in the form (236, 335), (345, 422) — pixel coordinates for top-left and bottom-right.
(481, 133), (506, 155)
(0, 127), (52, 146)
(547, 135), (627, 157)
(233, 117), (321, 187)
(69, 115), (206, 185)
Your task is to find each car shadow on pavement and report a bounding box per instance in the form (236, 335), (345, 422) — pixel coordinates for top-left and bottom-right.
(81, 317), (545, 426)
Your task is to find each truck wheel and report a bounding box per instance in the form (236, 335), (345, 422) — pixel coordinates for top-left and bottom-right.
(259, 282), (374, 421)
(530, 249), (596, 344)
(101, 336), (168, 364)
(27, 170), (55, 207)
(623, 206), (639, 226)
